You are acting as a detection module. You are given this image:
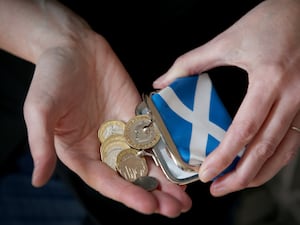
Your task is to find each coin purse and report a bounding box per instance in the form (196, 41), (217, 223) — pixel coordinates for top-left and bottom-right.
(136, 73), (242, 184)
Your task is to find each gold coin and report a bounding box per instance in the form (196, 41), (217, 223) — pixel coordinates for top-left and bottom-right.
(100, 137), (130, 170)
(101, 134), (127, 149)
(116, 148), (148, 182)
(98, 120), (126, 143)
(124, 115), (160, 150)
(100, 134), (127, 153)
(100, 134), (128, 156)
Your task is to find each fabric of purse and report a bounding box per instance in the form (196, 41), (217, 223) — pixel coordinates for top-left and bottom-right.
(137, 73), (242, 184)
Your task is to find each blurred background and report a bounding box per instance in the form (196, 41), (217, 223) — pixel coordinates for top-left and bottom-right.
(0, 1), (299, 224)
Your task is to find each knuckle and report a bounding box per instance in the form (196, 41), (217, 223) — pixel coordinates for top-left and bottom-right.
(220, 155), (235, 167)
(254, 140), (276, 160)
(173, 55), (186, 68)
(172, 54), (199, 75)
(234, 175), (251, 190)
(232, 119), (258, 144)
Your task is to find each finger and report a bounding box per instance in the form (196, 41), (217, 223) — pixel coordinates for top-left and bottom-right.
(209, 123), (299, 197)
(148, 162), (192, 214)
(66, 153), (190, 217)
(153, 38), (226, 89)
(199, 75), (275, 183)
(208, 97), (297, 196)
(152, 190), (186, 218)
(24, 99), (57, 187)
(249, 112), (300, 186)
(69, 156), (158, 213)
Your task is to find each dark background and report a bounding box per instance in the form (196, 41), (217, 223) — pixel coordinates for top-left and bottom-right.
(0, 1), (264, 224)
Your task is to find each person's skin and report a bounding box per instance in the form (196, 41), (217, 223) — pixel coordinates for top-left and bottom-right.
(0, 0), (192, 217)
(153, 0), (300, 197)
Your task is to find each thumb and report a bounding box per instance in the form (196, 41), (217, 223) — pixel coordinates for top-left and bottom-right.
(23, 93), (57, 187)
(153, 37), (227, 89)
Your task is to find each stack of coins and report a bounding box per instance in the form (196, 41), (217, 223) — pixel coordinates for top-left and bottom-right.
(98, 115), (160, 190)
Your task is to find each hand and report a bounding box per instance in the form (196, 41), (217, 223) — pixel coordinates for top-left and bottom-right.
(10, 0), (192, 217)
(153, 0), (300, 196)
(23, 32), (192, 217)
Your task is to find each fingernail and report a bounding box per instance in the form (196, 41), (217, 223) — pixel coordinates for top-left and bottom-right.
(199, 168), (216, 183)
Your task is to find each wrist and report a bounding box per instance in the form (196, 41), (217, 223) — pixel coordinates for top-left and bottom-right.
(0, 0), (92, 64)
(27, 0), (93, 63)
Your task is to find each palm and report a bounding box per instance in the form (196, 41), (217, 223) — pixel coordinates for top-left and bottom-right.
(24, 34), (192, 217)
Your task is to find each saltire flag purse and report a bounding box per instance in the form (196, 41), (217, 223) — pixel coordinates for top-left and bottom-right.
(136, 73), (242, 184)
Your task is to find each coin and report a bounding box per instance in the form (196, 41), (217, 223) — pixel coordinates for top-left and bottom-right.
(101, 134), (127, 147)
(98, 120), (126, 143)
(124, 115), (160, 150)
(135, 100), (151, 115)
(100, 137), (130, 170)
(133, 176), (159, 191)
(116, 148), (148, 182)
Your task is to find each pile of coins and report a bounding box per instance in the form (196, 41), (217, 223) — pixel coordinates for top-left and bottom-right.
(98, 114), (161, 191)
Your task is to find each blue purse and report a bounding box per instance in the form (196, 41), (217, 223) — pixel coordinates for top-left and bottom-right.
(136, 73), (242, 184)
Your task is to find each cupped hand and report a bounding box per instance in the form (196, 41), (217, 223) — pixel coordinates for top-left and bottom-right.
(153, 0), (300, 196)
(23, 32), (192, 217)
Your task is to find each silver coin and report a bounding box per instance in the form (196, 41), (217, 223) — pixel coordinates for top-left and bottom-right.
(132, 176), (159, 191)
(135, 100), (151, 115)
